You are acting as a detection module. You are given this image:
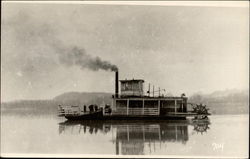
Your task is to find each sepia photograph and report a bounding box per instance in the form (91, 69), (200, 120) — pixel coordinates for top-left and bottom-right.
(1, 1), (249, 158)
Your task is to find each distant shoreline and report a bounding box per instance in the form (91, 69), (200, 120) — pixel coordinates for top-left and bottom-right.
(1, 89), (248, 116)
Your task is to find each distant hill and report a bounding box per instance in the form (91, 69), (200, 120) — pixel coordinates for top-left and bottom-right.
(189, 89), (249, 114)
(53, 92), (112, 106)
(1, 89), (249, 115)
(1, 92), (112, 116)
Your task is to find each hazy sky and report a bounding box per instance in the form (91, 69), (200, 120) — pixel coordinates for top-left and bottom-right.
(1, 2), (249, 102)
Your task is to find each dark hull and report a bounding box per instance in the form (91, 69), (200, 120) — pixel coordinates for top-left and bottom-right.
(65, 113), (186, 120)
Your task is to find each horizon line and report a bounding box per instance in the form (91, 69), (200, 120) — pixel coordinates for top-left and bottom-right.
(1, 88), (248, 103)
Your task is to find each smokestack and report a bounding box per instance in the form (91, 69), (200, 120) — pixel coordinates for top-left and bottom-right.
(115, 71), (119, 98)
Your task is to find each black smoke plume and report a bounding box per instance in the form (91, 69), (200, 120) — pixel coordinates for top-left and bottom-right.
(4, 10), (118, 73)
(57, 46), (118, 72)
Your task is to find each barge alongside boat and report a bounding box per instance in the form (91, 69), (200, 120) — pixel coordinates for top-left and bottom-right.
(58, 71), (210, 120)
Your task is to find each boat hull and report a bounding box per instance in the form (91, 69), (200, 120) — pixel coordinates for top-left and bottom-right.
(65, 114), (186, 120)
(64, 110), (210, 121)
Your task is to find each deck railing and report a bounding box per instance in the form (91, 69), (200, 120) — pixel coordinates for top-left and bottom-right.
(58, 105), (85, 116)
(111, 108), (127, 115)
(59, 105), (160, 116)
(112, 107), (159, 116)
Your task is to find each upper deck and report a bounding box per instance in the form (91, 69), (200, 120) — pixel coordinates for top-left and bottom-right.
(114, 95), (188, 101)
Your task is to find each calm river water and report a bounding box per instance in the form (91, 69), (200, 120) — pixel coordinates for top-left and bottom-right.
(1, 114), (248, 157)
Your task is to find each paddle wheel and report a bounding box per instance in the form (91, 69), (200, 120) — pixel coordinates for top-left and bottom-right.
(191, 103), (210, 120)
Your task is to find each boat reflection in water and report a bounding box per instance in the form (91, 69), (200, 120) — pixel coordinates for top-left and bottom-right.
(58, 120), (210, 155)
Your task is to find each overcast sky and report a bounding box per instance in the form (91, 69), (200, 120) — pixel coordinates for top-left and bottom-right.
(1, 2), (249, 102)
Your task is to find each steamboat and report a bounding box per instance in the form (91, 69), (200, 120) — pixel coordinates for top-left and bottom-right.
(58, 71), (210, 120)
